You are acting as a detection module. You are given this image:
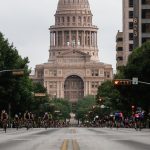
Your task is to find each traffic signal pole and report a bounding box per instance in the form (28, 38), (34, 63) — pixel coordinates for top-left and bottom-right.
(138, 80), (150, 85)
(114, 78), (150, 85)
(0, 69), (24, 76)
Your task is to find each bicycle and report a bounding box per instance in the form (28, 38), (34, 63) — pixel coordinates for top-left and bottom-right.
(2, 119), (8, 133)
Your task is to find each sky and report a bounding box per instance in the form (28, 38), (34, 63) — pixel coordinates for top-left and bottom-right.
(0, 0), (122, 71)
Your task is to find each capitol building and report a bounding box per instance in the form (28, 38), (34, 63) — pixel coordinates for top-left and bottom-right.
(32, 0), (113, 102)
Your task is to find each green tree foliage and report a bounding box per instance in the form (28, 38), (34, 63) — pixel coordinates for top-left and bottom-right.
(75, 95), (96, 122)
(122, 42), (150, 112)
(49, 99), (71, 120)
(96, 81), (122, 112)
(31, 82), (49, 114)
(0, 32), (33, 114)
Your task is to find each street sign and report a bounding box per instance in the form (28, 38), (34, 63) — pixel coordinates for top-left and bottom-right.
(12, 70), (24, 76)
(34, 93), (46, 97)
(132, 77), (138, 85)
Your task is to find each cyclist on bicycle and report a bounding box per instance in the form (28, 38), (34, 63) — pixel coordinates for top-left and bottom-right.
(1, 110), (8, 132)
(24, 111), (31, 130)
(43, 112), (49, 129)
(14, 114), (20, 130)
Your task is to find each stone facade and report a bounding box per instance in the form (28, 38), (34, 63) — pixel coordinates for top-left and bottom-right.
(32, 0), (113, 102)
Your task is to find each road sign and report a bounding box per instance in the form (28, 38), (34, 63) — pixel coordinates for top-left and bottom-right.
(12, 70), (24, 76)
(34, 93), (46, 97)
(132, 77), (138, 85)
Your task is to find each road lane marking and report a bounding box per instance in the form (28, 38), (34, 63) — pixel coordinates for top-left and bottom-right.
(70, 129), (76, 134)
(61, 139), (68, 150)
(72, 139), (80, 150)
(73, 129), (76, 134)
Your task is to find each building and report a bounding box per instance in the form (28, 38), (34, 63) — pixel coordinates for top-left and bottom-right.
(32, 0), (113, 103)
(116, 31), (123, 68)
(116, 0), (150, 68)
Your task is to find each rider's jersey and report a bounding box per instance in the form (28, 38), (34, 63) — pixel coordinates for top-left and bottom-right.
(24, 113), (30, 120)
(43, 114), (49, 120)
(1, 113), (8, 121)
(14, 117), (19, 122)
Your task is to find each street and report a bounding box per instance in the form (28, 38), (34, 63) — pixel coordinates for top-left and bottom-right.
(0, 128), (149, 150)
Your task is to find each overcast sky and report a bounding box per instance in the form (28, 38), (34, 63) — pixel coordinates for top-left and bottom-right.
(0, 0), (122, 70)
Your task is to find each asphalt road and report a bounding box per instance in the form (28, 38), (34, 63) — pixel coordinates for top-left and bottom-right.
(0, 128), (150, 150)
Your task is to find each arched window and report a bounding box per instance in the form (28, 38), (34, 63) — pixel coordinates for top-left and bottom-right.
(88, 16), (90, 23)
(84, 16), (86, 22)
(67, 16), (70, 22)
(73, 16), (76, 22)
(78, 16), (81, 23)
(62, 17), (64, 23)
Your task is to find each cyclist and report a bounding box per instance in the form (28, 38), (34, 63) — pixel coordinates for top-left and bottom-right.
(29, 112), (34, 128)
(14, 114), (20, 130)
(43, 112), (49, 129)
(24, 111), (31, 130)
(1, 110), (8, 133)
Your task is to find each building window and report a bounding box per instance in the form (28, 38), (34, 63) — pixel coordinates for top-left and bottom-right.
(117, 57), (123, 61)
(129, 11), (133, 18)
(49, 82), (57, 89)
(45, 70), (48, 74)
(84, 16), (86, 22)
(129, 22), (133, 29)
(88, 16), (90, 23)
(117, 47), (123, 51)
(104, 72), (110, 78)
(73, 16), (76, 22)
(142, 37), (150, 43)
(62, 17), (64, 23)
(67, 16), (70, 22)
(142, 23), (150, 33)
(129, 0), (133, 7)
(91, 82), (99, 88)
(91, 69), (99, 76)
(37, 71), (43, 78)
(116, 37), (123, 42)
(129, 33), (133, 40)
(78, 16), (81, 23)
(142, 0), (150, 5)
(142, 10), (150, 19)
(49, 70), (57, 76)
(129, 44), (133, 51)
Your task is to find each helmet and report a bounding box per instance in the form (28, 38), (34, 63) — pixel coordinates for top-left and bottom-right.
(15, 114), (18, 118)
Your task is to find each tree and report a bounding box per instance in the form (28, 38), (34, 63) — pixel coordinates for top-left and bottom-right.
(75, 95), (96, 123)
(30, 82), (49, 115)
(49, 98), (71, 121)
(96, 81), (123, 113)
(0, 32), (33, 115)
(122, 42), (150, 112)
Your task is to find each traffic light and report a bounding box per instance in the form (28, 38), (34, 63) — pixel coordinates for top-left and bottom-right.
(113, 79), (132, 86)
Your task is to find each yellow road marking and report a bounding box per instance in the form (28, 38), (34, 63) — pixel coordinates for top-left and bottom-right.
(61, 139), (68, 150)
(71, 129), (76, 134)
(72, 139), (80, 150)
